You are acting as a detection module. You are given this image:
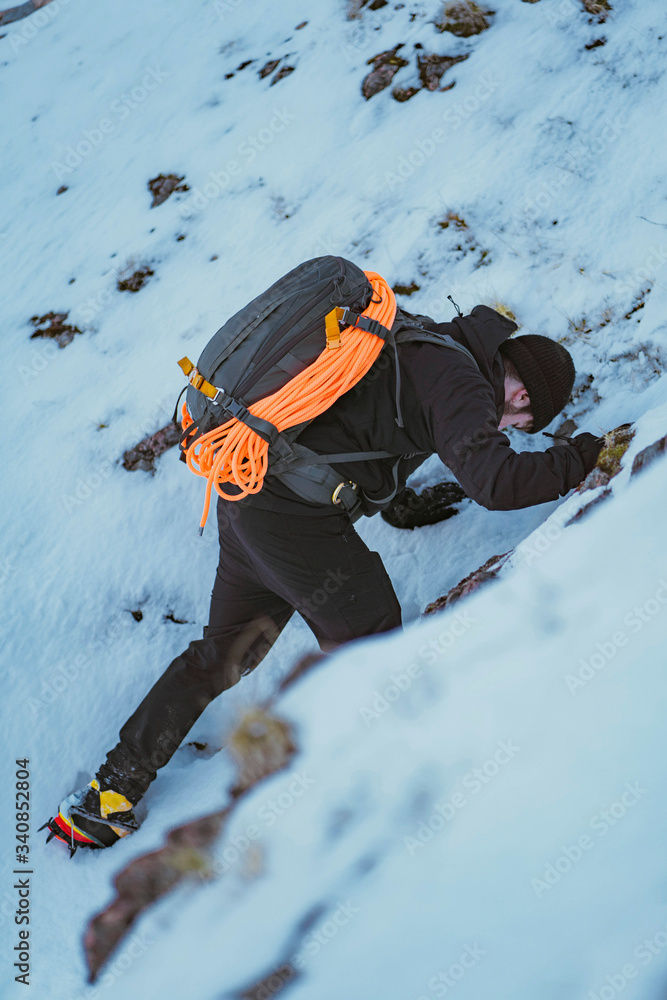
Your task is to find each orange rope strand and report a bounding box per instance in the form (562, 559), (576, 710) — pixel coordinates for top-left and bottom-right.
(181, 271), (396, 531)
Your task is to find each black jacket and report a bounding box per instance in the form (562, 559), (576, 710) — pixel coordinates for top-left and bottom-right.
(242, 306), (587, 517)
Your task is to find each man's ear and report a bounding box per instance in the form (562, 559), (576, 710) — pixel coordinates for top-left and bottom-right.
(513, 386), (531, 407)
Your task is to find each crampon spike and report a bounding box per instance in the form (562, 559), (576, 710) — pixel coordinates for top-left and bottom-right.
(40, 817), (67, 846)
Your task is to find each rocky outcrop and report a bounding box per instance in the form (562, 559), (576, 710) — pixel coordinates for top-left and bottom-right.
(29, 311), (81, 348)
(122, 423), (181, 473)
(148, 174), (189, 208)
(424, 551), (512, 615)
(631, 433), (667, 478)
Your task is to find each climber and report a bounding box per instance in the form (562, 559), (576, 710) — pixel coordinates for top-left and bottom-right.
(42, 295), (603, 853)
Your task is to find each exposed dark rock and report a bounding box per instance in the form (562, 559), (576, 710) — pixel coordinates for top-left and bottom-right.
(424, 551), (511, 614)
(29, 311), (81, 348)
(163, 612), (188, 624)
(362, 44), (409, 100)
(577, 466), (611, 492)
(228, 708), (297, 797)
(576, 423), (634, 491)
(84, 810), (228, 982)
(271, 65), (295, 85)
(438, 211), (468, 230)
(148, 173), (189, 208)
(56, 185), (68, 195)
(581, 0), (612, 22)
(565, 489), (612, 526)
(631, 433), (667, 478)
(0, 0), (55, 26)
(585, 36), (607, 48)
(122, 422), (181, 473)
(596, 423), (634, 476)
(117, 266), (154, 293)
(435, 2), (495, 36)
(392, 85), (420, 102)
(417, 52), (468, 90)
(186, 741), (209, 752)
(392, 281), (421, 295)
(240, 964), (300, 1000)
(129, 609), (143, 622)
(259, 58), (280, 79)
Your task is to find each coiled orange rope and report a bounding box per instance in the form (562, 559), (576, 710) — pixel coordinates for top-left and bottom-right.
(181, 271), (396, 532)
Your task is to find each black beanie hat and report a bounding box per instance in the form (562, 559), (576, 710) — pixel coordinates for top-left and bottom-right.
(499, 335), (575, 434)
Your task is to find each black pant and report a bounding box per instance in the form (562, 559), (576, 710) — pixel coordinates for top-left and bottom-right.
(97, 496), (402, 802)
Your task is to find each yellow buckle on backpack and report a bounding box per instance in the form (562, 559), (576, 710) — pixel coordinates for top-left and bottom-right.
(178, 357), (220, 400)
(325, 308), (345, 349)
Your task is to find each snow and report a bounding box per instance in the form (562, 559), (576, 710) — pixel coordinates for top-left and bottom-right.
(1, 0), (667, 997)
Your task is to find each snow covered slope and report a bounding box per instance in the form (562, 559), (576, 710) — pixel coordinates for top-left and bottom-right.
(1, 0), (667, 997)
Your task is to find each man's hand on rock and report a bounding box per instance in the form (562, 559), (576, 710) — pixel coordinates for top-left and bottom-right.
(571, 433), (606, 477)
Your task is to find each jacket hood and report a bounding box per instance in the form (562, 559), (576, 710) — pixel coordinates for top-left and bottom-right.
(452, 305), (518, 381)
(398, 304), (518, 421)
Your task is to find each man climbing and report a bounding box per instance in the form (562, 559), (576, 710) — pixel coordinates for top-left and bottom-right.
(42, 262), (604, 854)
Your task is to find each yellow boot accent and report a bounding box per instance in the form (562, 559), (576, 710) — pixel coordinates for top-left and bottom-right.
(89, 778), (134, 817)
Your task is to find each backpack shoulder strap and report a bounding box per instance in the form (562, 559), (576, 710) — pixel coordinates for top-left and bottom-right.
(394, 323), (480, 372)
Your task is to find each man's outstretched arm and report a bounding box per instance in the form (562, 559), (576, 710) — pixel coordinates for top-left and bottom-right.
(424, 371), (599, 511)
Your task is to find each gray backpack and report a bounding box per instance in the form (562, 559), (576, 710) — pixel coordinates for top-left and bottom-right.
(175, 255), (478, 523)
